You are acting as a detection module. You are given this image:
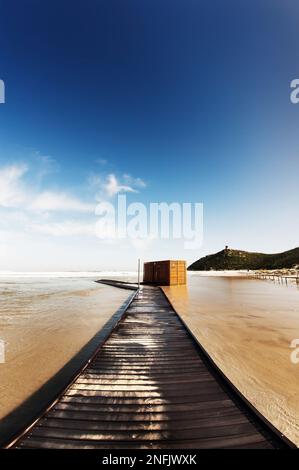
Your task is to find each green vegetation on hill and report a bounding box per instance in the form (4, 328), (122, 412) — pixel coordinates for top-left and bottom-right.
(188, 247), (299, 271)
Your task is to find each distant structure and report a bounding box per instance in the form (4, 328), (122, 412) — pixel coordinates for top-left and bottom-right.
(143, 260), (187, 285)
(225, 245), (229, 251)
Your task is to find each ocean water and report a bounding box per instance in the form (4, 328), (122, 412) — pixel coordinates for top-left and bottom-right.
(0, 272), (135, 443)
(163, 273), (299, 447)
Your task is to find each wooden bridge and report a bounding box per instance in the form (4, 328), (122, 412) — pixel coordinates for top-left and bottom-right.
(7, 283), (289, 449)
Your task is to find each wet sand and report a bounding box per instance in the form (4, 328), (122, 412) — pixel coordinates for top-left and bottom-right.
(163, 274), (299, 447)
(0, 276), (130, 442)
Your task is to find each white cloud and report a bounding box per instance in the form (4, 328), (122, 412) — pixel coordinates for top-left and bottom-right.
(0, 163), (94, 214)
(30, 191), (95, 213)
(88, 173), (102, 189)
(0, 161), (148, 266)
(123, 174), (146, 188)
(0, 163), (28, 208)
(30, 221), (96, 237)
(35, 154), (59, 179)
(89, 172), (146, 199)
(95, 158), (107, 165)
(0, 161), (148, 270)
(104, 174), (137, 197)
(129, 234), (156, 250)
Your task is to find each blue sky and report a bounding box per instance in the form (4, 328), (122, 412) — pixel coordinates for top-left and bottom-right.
(0, 0), (299, 270)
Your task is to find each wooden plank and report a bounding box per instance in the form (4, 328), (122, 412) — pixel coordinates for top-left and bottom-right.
(58, 394), (228, 406)
(17, 433), (272, 449)
(36, 415), (250, 432)
(47, 407), (242, 422)
(22, 421), (261, 441)
(56, 398), (237, 412)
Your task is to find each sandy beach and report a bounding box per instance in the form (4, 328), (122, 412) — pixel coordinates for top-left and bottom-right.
(0, 274), (131, 443)
(163, 272), (299, 447)
(2, 270), (299, 447)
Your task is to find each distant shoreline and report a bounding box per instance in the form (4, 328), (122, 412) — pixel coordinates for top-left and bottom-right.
(188, 268), (299, 279)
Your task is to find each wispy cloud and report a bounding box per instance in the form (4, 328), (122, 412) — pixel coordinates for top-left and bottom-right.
(104, 174), (137, 197)
(123, 174), (146, 189)
(30, 191), (94, 213)
(30, 221), (96, 237)
(0, 163), (94, 213)
(0, 163), (28, 208)
(89, 172), (146, 199)
(0, 162), (147, 252)
(0, 160), (149, 269)
(35, 153), (59, 180)
(95, 158), (107, 165)
(0, 163), (146, 217)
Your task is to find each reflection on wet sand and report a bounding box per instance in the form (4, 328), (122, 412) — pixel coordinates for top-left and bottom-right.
(163, 275), (299, 447)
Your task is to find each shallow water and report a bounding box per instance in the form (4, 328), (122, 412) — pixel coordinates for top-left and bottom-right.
(2, 272), (299, 447)
(0, 274), (132, 442)
(163, 274), (299, 447)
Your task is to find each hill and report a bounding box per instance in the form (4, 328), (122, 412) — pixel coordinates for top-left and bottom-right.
(188, 246), (299, 271)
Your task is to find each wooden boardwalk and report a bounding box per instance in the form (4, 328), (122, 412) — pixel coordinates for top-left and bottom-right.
(8, 285), (288, 449)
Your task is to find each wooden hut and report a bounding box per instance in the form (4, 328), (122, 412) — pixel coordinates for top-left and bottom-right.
(143, 260), (187, 285)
